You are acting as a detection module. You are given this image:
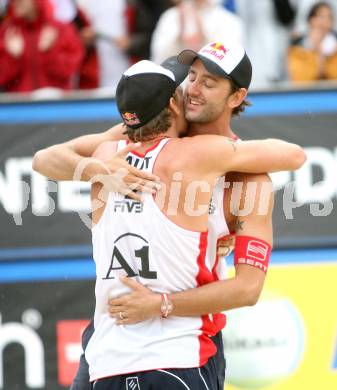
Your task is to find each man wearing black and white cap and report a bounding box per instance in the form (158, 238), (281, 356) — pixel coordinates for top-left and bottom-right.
(177, 40), (252, 129)
(106, 40), (278, 389)
(33, 41), (306, 390)
(179, 40), (252, 90)
(78, 57), (306, 389)
(109, 41), (256, 388)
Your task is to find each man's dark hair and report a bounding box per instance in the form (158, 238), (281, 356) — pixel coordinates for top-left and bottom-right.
(229, 80), (251, 117)
(307, 1), (332, 21)
(125, 107), (172, 142)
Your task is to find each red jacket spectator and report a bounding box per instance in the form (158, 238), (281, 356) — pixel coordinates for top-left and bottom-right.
(72, 7), (99, 89)
(0, 0), (84, 92)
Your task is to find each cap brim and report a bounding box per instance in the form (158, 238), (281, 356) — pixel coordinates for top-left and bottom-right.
(177, 49), (198, 66)
(161, 56), (189, 85)
(178, 49), (234, 84)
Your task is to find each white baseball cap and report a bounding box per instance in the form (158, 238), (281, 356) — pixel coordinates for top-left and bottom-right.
(178, 41), (252, 89)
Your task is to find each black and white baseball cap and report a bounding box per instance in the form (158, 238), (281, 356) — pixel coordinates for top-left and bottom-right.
(178, 41), (252, 89)
(116, 59), (189, 129)
(161, 56), (189, 85)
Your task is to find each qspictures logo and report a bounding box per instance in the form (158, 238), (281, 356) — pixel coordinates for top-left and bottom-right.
(1, 146), (337, 228)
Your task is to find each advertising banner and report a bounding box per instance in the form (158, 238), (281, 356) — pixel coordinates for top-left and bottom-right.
(0, 92), (336, 256)
(235, 113), (337, 249)
(1, 115), (336, 254)
(1, 90), (336, 389)
(0, 121), (110, 251)
(224, 250), (337, 390)
(0, 279), (94, 389)
(1, 250), (337, 389)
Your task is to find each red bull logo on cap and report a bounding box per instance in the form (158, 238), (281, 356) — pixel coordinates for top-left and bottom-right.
(201, 42), (229, 61)
(122, 112), (141, 126)
(210, 42), (228, 55)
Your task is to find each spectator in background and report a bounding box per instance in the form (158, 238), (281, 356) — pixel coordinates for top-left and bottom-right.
(0, 0), (84, 93)
(50, 0), (76, 23)
(122, 0), (173, 62)
(0, 0), (8, 22)
(288, 1), (337, 82)
(222, 0), (236, 13)
(234, 0), (297, 88)
(50, 0), (99, 89)
(293, 0), (337, 34)
(150, 0), (243, 64)
(76, 0), (130, 92)
(72, 5), (99, 89)
(76, 0), (171, 92)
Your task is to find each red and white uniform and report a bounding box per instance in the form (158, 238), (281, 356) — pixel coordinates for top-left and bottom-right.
(206, 177), (231, 332)
(207, 177), (230, 278)
(205, 135), (240, 333)
(86, 139), (219, 381)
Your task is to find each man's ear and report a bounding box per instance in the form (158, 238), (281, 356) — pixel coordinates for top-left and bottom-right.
(228, 88), (248, 109)
(168, 96), (180, 117)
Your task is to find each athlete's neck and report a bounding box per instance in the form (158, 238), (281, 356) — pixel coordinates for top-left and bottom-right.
(139, 127), (176, 148)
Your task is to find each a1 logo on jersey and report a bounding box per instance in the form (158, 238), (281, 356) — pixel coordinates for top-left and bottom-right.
(126, 376), (140, 390)
(103, 233), (157, 280)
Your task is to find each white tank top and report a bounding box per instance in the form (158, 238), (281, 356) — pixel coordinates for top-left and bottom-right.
(205, 135), (241, 332)
(207, 177), (230, 276)
(86, 138), (220, 381)
(205, 177), (231, 332)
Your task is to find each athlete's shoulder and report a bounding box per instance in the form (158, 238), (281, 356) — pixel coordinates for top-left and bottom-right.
(178, 134), (228, 148)
(169, 135), (223, 159)
(92, 141), (118, 160)
(182, 134), (235, 161)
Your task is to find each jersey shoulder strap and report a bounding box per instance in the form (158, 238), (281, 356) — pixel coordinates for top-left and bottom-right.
(119, 138), (171, 173)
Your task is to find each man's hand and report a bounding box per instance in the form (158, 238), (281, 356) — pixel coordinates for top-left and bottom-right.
(308, 27), (326, 52)
(217, 234), (235, 257)
(108, 277), (161, 325)
(90, 142), (161, 201)
(114, 36), (130, 52)
(38, 26), (58, 52)
(5, 27), (24, 57)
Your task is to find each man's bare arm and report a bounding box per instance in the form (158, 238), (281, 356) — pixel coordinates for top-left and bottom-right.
(108, 173), (273, 322)
(32, 124), (125, 180)
(191, 135), (307, 175)
(161, 173), (272, 314)
(32, 124), (159, 197)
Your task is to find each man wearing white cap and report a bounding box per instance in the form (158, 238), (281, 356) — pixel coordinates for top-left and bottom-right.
(104, 41), (266, 389)
(80, 53), (305, 388)
(33, 41), (306, 389)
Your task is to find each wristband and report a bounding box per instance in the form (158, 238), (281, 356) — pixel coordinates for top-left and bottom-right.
(160, 293), (173, 318)
(234, 235), (272, 273)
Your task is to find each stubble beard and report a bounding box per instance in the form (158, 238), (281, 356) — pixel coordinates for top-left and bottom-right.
(185, 102), (224, 124)
(184, 98), (213, 123)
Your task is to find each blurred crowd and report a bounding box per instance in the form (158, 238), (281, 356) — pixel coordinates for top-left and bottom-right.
(0, 0), (337, 94)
